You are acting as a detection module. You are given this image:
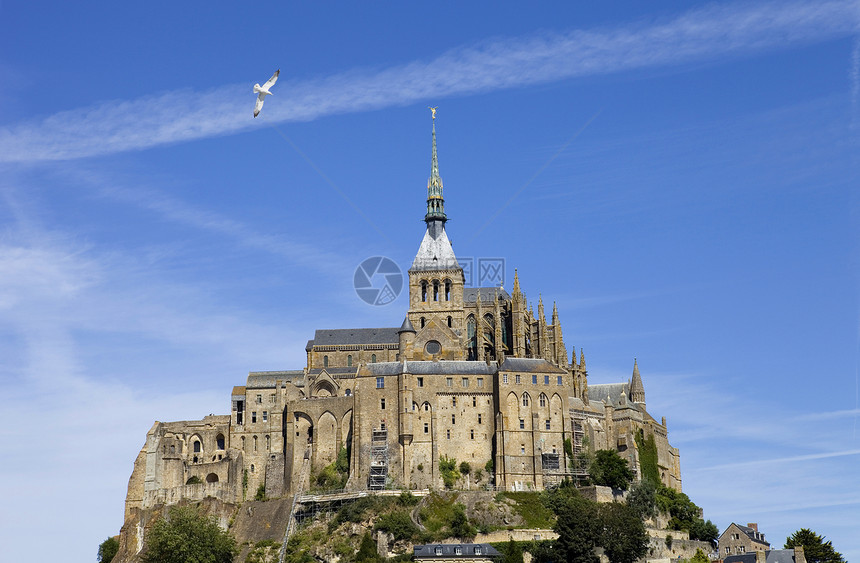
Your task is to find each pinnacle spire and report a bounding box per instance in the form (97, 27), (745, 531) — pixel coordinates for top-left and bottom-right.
(552, 301), (559, 324)
(425, 107), (446, 224)
(630, 358), (645, 404)
(512, 269), (521, 295)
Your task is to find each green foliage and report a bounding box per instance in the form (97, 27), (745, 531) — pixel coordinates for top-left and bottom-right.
(688, 548), (710, 563)
(475, 468), (484, 482)
(785, 528), (845, 563)
(500, 538), (525, 563)
(398, 490), (419, 507)
(335, 445), (349, 474)
(634, 429), (660, 486)
(666, 535), (673, 549)
(459, 461), (471, 475)
(549, 485), (600, 563)
(485, 458), (494, 473)
(627, 480), (657, 520)
(245, 539), (281, 563)
(185, 475), (203, 485)
(97, 536), (119, 563)
(599, 502), (649, 563)
(689, 519), (719, 546)
(655, 485), (701, 530)
(500, 491), (556, 529)
(242, 469), (249, 499)
(255, 483), (267, 501)
(374, 511), (420, 542)
(330, 496), (391, 531)
(589, 450), (634, 490)
(450, 503), (475, 538)
(356, 532), (380, 563)
(140, 505), (237, 563)
(439, 455), (460, 489)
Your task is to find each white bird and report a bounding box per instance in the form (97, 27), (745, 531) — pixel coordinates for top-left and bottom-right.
(253, 69), (279, 118)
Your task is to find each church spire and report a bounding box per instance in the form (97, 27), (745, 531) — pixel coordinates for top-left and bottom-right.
(425, 107), (446, 224)
(629, 358), (645, 405)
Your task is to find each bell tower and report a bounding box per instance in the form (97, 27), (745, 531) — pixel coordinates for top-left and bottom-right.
(407, 108), (466, 358)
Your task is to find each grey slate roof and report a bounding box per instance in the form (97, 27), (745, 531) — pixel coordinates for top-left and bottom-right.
(411, 222), (460, 271)
(499, 357), (566, 374)
(309, 327), (400, 347)
(587, 382), (630, 406)
(366, 360), (497, 376)
(308, 367), (358, 377)
(725, 551), (798, 563)
(464, 287), (510, 303)
(414, 543), (501, 559)
(246, 370), (303, 389)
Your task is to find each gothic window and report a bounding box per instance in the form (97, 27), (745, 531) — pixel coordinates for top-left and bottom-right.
(539, 394), (546, 407)
(445, 280), (451, 301)
(466, 315), (477, 360)
(193, 440), (201, 453)
(253, 436), (258, 452)
(216, 434), (225, 450)
(347, 355), (353, 367)
(371, 354), (376, 363)
(433, 280), (439, 301)
(323, 355), (328, 368)
(421, 281), (428, 302)
(522, 393), (529, 406)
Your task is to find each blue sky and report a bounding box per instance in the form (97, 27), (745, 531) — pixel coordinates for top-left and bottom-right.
(1, 1), (859, 561)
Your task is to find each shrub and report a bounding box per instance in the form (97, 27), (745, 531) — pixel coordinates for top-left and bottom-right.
(440, 456), (460, 489)
(97, 536), (119, 563)
(459, 461), (471, 475)
(255, 483), (267, 501)
(141, 505), (237, 563)
(485, 459), (494, 473)
(375, 511), (419, 542)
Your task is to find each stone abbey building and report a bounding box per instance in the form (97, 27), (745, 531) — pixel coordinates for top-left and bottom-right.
(123, 115), (682, 523)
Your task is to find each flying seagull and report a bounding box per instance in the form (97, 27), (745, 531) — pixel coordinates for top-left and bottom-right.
(253, 69), (279, 118)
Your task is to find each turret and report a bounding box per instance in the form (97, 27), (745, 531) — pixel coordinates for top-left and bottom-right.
(629, 358), (645, 406)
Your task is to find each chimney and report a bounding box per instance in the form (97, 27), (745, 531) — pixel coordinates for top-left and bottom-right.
(794, 546), (806, 563)
(755, 551), (767, 563)
(747, 523), (759, 532)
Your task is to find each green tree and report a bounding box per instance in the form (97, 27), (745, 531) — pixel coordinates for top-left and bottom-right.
(689, 519), (719, 547)
(97, 536), (119, 563)
(501, 538), (525, 563)
(598, 502), (649, 563)
(626, 479), (657, 520)
(688, 548), (710, 563)
(450, 503), (475, 538)
(589, 450), (634, 491)
(550, 485), (600, 563)
(141, 505), (237, 563)
(356, 531), (380, 563)
(784, 529), (845, 563)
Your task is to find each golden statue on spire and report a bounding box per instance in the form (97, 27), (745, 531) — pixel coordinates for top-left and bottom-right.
(429, 106), (437, 119)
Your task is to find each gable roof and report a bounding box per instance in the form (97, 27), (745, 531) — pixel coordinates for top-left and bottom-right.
(309, 327), (400, 347)
(499, 357), (566, 374)
(724, 550), (797, 563)
(464, 287), (510, 303)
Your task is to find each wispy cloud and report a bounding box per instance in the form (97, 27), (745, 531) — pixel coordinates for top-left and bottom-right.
(1, 0), (858, 163)
(703, 449), (860, 470)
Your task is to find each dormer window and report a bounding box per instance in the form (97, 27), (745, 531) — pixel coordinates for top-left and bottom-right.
(455, 545), (462, 555)
(435, 546), (443, 556)
(474, 546), (483, 555)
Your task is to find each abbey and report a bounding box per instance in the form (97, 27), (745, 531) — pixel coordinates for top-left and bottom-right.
(122, 115), (681, 523)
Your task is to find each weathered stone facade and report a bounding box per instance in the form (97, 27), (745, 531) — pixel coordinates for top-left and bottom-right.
(121, 115), (683, 541)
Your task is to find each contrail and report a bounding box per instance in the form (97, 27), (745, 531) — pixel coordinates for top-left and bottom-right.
(1, 0), (858, 163)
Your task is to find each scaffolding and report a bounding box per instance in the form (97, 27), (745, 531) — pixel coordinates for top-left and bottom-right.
(368, 427), (388, 490)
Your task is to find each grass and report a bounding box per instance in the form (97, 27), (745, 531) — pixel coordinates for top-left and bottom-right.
(497, 491), (557, 529)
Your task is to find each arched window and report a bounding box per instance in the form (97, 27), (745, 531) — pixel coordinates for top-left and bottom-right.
(216, 434), (225, 450)
(345, 388), (352, 396)
(371, 354), (377, 363)
(241, 436), (245, 451)
(420, 317), (425, 328)
(347, 355), (353, 367)
(447, 316), (452, 328)
(266, 435), (270, 450)
(523, 393), (530, 407)
(539, 394), (547, 407)
(445, 280), (451, 301)
(250, 464), (255, 473)
(323, 355), (329, 368)
(253, 435), (258, 452)
(421, 281), (428, 302)
(206, 473), (219, 483)
(467, 315), (477, 360)
(193, 440), (201, 453)
(433, 280), (439, 301)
